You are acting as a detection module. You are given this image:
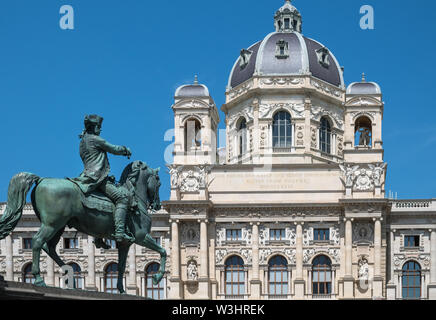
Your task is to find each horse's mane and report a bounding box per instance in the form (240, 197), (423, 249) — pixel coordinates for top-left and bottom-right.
(119, 161), (149, 186)
(119, 162), (134, 185)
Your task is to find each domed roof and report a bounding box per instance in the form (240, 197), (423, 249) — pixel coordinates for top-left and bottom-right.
(175, 76), (210, 98)
(228, 1), (344, 90)
(347, 74), (381, 95)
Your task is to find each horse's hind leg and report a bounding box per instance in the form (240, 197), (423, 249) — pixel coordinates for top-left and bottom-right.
(140, 234), (167, 284)
(32, 224), (63, 287)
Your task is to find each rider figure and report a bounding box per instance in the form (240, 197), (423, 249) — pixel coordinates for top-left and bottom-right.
(73, 114), (135, 244)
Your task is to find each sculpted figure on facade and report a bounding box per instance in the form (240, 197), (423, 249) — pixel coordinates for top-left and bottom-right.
(358, 257), (369, 280)
(187, 261), (198, 281)
(339, 164), (359, 188)
(369, 163), (387, 188)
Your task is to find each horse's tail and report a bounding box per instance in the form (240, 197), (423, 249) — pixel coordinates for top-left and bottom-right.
(0, 172), (40, 240)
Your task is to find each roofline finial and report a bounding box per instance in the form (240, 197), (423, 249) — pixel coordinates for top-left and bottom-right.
(194, 75), (199, 85)
(362, 72), (366, 82)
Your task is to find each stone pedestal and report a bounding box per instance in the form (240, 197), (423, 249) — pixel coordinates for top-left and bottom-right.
(197, 278), (211, 300)
(428, 284), (436, 300)
(343, 276), (354, 299)
(372, 276), (383, 299)
(169, 278), (183, 299)
(250, 280), (262, 300)
(293, 279), (305, 299)
(386, 283), (396, 300)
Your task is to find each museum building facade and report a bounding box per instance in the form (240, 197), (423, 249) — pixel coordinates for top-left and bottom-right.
(0, 1), (435, 300)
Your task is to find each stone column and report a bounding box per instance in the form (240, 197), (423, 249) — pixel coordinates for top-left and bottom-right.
(198, 219), (210, 299)
(386, 229), (397, 300)
(86, 236), (97, 290)
(294, 222), (305, 299)
(428, 229), (436, 299)
(304, 98), (312, 153)
(46, 256), (55, 287)
(127, 244), (138, 295)
(169, 219), (182, 299)
(252, 98), (260, 162)
(373, 218), (383, 298)
(209, 222), (217, 299)
(5, 236), (13, 281)
(343, 218), (354, 298)
(250, 222), (261, 299)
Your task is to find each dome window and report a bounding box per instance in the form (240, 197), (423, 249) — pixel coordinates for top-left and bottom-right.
(275, 40), (289, 59)
(239, 49), (252, 70)
(316, 47), (331, 68)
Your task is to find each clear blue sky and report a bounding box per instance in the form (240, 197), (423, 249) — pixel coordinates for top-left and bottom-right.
(0, 0), (435, 202)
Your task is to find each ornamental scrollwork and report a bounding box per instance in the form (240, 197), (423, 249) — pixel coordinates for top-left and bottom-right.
(259, 103), (305, 119)
(311, 105), (344, 130)
(228, 105), (254, 129)
(339, 163), (387, 191)
(171, 165), (211, 192)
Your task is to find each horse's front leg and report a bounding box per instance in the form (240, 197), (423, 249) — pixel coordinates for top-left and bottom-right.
(117, 243), (130, 294)
(141, 234), (167, 285)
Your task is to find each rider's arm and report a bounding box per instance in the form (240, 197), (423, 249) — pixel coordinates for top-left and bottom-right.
(94, 136), (129, 156)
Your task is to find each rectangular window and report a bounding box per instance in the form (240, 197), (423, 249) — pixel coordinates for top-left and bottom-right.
(153, 237), (161, 246)
(404, 236), (420, 248)
(314, 229), (330, 241)
(270, 229), (286, 241)
(23, 238), (32, 250)
(284, 18), (290, 29)
(226, 229), (242, 241)
(64, 238), (79, 249)
(105, 239), (117, 249)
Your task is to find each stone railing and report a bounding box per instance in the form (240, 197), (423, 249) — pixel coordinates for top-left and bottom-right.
(391, 200), (435, 212)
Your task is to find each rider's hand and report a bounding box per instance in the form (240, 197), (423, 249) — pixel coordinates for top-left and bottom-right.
(124, 147), (132, 158)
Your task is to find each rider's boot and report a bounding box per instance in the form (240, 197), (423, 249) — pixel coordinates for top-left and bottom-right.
(112, 204), (135, 243)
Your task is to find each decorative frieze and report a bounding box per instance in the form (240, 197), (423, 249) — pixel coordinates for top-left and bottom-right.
(340, 163), (387, 191)
(169, 165), (211, 192)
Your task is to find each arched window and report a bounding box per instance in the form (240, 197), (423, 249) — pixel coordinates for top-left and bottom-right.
(22, 263), (34, 284)
(402, 261), (421, 299)
(68, 262), (83, 289)
(184, 118), (202, 151)
(273, 111), (292, 149)
(319, 117), (332, 154)
(225, 256), (245, 296)
(312, 255), (332, 295)
(355, 116), (372, 147)
(237, 118), (247, 156)
(104, 263), (118, 294)
(145, 263), (165, 300)
(268, 255), (288, 296)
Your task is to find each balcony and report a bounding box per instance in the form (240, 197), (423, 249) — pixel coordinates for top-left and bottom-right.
(268, 294), (289, 300)
(312, 294), (332, 300)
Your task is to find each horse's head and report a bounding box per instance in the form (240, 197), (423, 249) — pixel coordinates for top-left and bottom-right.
(120, 161), (161, 213)
(145, 167), (161, 211)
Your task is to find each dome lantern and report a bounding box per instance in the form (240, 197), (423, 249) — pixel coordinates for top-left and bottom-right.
(274, 0), (302, 33)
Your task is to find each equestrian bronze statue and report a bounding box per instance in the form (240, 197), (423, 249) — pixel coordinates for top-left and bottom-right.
(0, 115), (166, 294)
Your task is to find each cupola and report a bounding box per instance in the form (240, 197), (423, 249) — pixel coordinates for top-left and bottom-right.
(274, 0), (302, 33)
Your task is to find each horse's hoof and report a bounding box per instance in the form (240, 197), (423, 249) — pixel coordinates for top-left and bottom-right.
(34, 279), (47, 287)
(152, 273), (163, 285)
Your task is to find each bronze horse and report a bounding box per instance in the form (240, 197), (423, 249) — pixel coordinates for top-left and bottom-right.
(0, 160), (166, 294)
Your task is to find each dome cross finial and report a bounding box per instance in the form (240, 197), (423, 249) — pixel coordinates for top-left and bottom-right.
(194, 75), (199, 84)
(362, 73), (366, 82)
